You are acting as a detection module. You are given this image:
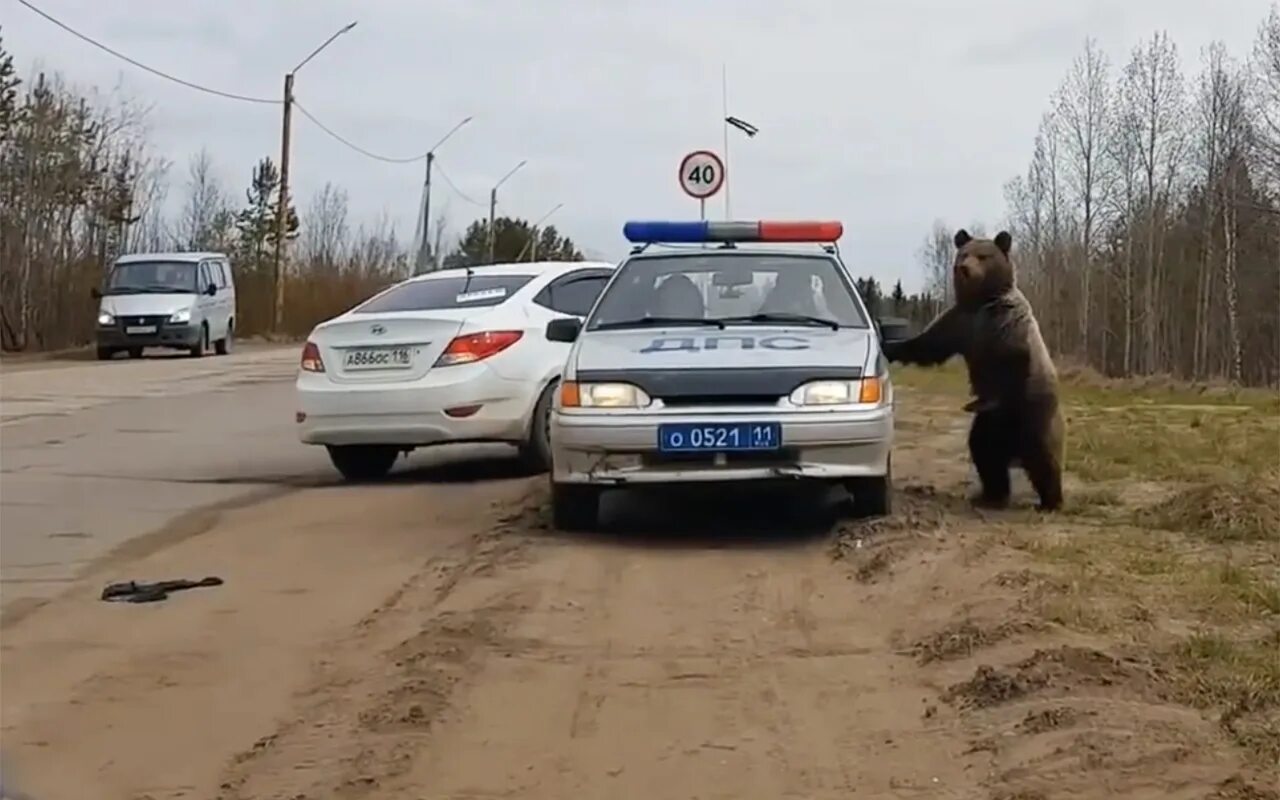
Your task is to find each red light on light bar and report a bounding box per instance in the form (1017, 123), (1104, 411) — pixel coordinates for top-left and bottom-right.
(758, 221), (843, 242)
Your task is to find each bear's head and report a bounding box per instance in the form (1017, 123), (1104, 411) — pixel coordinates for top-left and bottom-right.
(952, 228), (1014, 307)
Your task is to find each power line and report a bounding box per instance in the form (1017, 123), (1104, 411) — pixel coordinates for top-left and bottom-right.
(292, 99), (432, 163)
(433, 161), (486, 206)
(13, 0), (280, 104)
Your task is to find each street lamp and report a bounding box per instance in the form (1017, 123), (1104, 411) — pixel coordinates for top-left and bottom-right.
(515, 202), (564, 262)
(272, 21), (358, 334)
(414, 115), (475, 274)
(486, 159), (527, 264)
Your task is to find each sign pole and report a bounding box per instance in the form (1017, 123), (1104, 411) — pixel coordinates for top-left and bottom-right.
(699, 198), (705, 221)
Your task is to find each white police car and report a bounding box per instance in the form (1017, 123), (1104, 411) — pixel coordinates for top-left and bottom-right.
(543, 219), (894, 530)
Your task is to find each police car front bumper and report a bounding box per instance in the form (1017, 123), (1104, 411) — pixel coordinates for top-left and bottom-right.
(549, 406), (893, 485)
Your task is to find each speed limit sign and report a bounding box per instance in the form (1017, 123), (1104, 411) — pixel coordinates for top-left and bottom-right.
(678, 150), (725, 200)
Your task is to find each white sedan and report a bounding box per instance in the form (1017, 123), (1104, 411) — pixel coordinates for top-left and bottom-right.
(296, 260), (617, 480)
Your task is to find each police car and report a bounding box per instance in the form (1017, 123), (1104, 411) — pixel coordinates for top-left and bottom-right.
(543, 219), (894, 530)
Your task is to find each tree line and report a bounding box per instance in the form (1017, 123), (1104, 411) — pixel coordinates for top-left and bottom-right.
(0, 29), (582, 351)
(918, 8), (1280, 388)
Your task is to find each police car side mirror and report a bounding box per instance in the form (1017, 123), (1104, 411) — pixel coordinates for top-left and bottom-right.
(546, 317), (581, 343)
(90, 287), (103, 300)
(205, 283), (218, 296)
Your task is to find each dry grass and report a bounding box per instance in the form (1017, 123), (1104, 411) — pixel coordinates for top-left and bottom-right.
(891, 361), (1280, 765)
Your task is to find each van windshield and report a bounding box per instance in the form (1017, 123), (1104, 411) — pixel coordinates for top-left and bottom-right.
(107, 261), (199, 294)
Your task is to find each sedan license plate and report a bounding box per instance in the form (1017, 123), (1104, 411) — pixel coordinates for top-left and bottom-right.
(657, 422), (781, 453)
(125, 325), (157, 335)
(343, 346), (413, 371)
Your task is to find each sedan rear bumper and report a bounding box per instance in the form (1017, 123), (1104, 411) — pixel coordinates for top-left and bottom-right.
(295, 362), (543, 448)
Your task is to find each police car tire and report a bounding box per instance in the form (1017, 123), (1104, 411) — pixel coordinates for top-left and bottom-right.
(551, 481), (599, 531)
(847, 458), (892, 518)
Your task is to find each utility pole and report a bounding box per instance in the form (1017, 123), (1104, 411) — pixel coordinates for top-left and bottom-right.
(272, 71), (293, 334)
(485, 159), (527, 265)
(270, 21), (357, 334)
(412, 115), (473, 275)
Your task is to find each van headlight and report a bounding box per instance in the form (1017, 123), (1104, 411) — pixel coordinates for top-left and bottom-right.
(168, 308), (192, 324)
(97, 312), (114, 326)
(559, 381), (651, 409)
(791, 378), (883, 406)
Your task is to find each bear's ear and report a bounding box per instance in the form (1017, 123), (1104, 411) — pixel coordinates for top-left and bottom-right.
(994, 230), (1012, 255)
(954, 229), (972, 248)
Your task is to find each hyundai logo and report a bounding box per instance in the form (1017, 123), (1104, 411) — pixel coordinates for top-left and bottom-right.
(370, 324), (386, 335)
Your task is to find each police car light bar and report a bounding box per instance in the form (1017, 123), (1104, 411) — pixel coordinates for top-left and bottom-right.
(622, 220), (843, 244)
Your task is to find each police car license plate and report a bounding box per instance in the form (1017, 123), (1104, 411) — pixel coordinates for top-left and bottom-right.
(344, 346), (412, 371)
(125, 325), (156, 334)
(657, 422), (781, 453)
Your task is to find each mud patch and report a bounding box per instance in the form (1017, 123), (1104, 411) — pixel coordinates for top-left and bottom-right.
(831, 484), (953, 583)
(1208, 775), (1280, 800)
(944, 646), (1165, 709)
(1017, 705), (1092, 734)
(911, 618), (1044, 664)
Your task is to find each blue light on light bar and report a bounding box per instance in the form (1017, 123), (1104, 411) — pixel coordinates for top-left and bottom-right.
(622, 220), (843, 244)
(622, 221), (709, 243)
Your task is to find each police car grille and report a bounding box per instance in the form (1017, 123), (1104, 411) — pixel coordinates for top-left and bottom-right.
(658, 394), (781, 407)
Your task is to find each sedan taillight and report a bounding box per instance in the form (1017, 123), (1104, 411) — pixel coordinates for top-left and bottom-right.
(434, 330), (523, 366)
(300, 340), (325, 372)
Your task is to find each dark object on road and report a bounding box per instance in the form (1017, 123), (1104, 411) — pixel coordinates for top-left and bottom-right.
(100, 576), (224, 603)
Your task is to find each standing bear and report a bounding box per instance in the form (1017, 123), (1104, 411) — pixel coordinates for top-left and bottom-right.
(881, 228), (1065, 511)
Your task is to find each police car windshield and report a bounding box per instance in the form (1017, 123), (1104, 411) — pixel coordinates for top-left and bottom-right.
(586, 253), (869, 331)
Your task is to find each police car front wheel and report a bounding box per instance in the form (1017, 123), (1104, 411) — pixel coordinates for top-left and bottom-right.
(551, 481), (601, 531)
(845, 457), (892, 518)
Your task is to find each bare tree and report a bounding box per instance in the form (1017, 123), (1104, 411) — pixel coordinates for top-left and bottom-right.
(1118, 31), (1187, 374)
(916, 219), (953, 303)
(300, 181), (349, 272)
(177, 148), (227, 251)
(1054, 38), (1111, 361)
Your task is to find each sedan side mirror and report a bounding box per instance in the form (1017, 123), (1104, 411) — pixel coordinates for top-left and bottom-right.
(546, 317), (581, 343)
(90, 287), (103, 300)
(205, 283), (218, 296)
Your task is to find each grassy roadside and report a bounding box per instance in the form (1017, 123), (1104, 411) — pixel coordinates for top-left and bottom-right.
(892, 362), (1280, 764)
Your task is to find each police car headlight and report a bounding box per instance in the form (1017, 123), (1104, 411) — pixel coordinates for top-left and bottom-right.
(560, 381), (651, 409)
(791, 378), (883, 406)
(97, 312), (115, 326)
(168, 308), (191, 324)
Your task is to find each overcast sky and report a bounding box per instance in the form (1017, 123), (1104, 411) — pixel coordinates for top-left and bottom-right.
(5, 0), (1274, 291)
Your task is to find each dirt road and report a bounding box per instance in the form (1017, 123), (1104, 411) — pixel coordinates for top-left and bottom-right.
(2, 364), (1274, 799)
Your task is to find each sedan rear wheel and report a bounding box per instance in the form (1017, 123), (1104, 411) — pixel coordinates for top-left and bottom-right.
(518, 380), (557, 473)
(326, 445), (399, 482)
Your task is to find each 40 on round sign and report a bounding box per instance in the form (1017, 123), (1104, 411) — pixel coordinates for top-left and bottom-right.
(678, 150), (725, 199)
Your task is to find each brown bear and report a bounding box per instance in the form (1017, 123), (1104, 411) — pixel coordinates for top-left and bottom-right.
(882, 228), (1064, 511)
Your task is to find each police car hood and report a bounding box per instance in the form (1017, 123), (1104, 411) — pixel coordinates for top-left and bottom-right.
(574, 326), (873, 372)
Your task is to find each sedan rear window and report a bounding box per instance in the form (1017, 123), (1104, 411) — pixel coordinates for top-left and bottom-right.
(352, 274), (534, 313)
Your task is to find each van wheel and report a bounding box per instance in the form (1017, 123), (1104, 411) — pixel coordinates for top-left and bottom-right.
(96, 347), (115, 361)
(188, 324), (208, 358)
(326, 445), (399, 482)
(550, 480), (601, 531)
(517, 380), (557, 473)
(215, 322), (233, 355)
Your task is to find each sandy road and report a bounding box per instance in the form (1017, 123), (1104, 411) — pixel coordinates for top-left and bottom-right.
(1, 363), (1268, 799)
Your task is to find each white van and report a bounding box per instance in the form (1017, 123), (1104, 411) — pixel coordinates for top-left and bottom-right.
(92, 251), (237, 359)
